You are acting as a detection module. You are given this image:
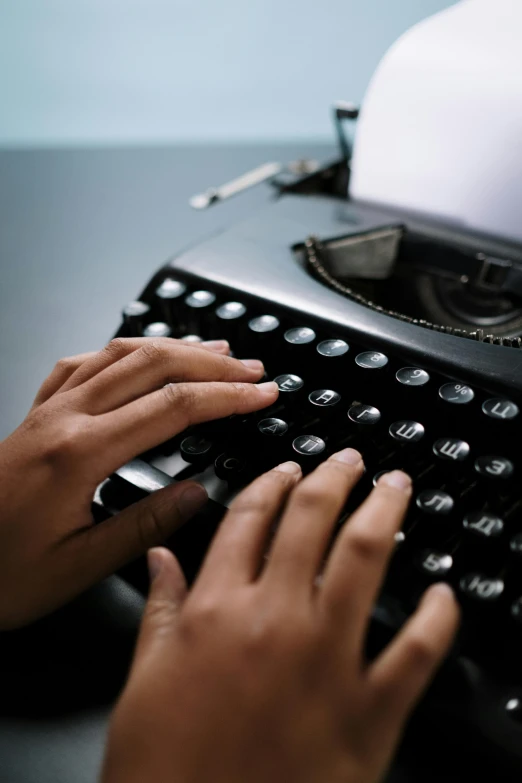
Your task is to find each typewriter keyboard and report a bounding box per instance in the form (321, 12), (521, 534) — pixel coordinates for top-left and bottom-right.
(115, 272), (522, 681)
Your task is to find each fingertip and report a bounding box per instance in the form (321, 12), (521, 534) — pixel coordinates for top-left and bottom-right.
(425, 581), (456, 601)
(201, 339), (230, 353)
(240, 359), (265, 373)
(255, 381), (279, 396)
(378, 470), (412, 492)
(147, 546), (172, 582)
(176, 482), (208, 520)
(424, 582), (460, 619)
(273, 460), (302, 476)
(328, 448), (363, 467)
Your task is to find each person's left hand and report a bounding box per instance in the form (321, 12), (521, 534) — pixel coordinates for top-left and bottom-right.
(0, 337), (277, 630)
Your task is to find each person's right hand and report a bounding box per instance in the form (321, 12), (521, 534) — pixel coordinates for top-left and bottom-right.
(0, 337), (278, 630)
(103, 452), (459, 783)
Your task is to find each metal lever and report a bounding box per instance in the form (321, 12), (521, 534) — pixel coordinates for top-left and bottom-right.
(189, 161), (282, 209)
(114, 459), (174, 493)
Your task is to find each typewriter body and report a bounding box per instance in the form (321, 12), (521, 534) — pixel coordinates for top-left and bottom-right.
(96, 2), (522, 776)
(93, 165), (522, 777)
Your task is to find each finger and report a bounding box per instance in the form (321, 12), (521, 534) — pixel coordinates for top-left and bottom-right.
(320, 471), (412, 649)
(194, 462), (302, 593)
(32, 353), (98, 407)
(368, 583), (459, 724)
(57, 337), (231, 395)
(93, 380), (279, 478)
(74, 341), (264, 414)
(74, 480), (207, 592)
(262, 449), (364, 594)
(132, 547), (188, 666)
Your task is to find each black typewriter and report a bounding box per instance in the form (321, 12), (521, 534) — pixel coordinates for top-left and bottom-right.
(95, 108), (522, 779)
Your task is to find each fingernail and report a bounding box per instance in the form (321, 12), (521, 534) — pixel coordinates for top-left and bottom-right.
(147, 547), (166, 581)
(428, 582), (455, 601)
(177, 483), (208, 519)
(330, 448), (362, 466)
(379, 470), (412, 491)
(202, 339), (229, 351)
(241, 359), (264, 371)
(255, 381), (279, 395)
(274, 461), (301, 475)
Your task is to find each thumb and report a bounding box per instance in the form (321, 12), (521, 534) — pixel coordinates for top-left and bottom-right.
(133, 547), (189, 664)
(81, 480), (207, 584)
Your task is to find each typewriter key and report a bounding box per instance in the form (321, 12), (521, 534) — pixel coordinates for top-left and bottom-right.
(355, 351), (388, 369)
(416, 489), (454, 515)
(463, 512), (504, 539)
(214, 452), (248, 484)
(396, 367), (430, 386)
(156, 279), (186, 300)
(247, 315), (280, 357)
(511, 598), (522, 624)
(348, 404), (381, 426)
(284, 327), (316, 345)
(217, 301), (247, 320)
(185, 290), (216, 309)
(122, 300), (151, 337)
(142, 321), (172, 338)
(248, 315), (280, 333)
(308, 389), (341, 407)
(214, 301), (248, 346)
(274, 374), (304, 398)
(389, 420), (425, 443)
(292, 435), (326, 469)
(482, 398), (519, 421)
(439, 383), (475, 404)
(416, 550), (453, 577)
(433, 438), (470, 462)
(257, 418), (289, 436)
(316, 339), (349, 357)
(154, 279), (188, 331)
(460, 573), (504, 602)
(474, 455), (514, 479)
(183, 290), (217, 335)
(181, 435), (215, 467)
(510, 533), (522, 555)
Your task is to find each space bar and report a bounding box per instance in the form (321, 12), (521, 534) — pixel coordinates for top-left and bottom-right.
(114, 459), (174, 493)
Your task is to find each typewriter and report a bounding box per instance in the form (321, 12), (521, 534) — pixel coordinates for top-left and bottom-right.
(95, 3), (522, 777)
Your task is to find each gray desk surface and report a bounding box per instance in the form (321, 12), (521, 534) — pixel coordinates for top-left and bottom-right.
(0, 143), (336, 783)
(0, 143), (333, 440)
(0, 145), (476, 783)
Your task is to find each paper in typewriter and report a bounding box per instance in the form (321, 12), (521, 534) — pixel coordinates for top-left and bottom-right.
(350, 0), (522, 244)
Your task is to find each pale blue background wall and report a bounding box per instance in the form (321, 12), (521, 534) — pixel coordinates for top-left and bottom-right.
(0, 0), (456, 146)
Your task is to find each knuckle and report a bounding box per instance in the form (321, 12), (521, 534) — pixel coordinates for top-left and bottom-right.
(54, 356), (75, 374)
(216, 352), (233, 375)
(244, 608), (311, 657)
(162, 381), (182, 405)
(144, 597), (177, 629)
(135, 500), (172, 549)
(162, 382), (195, 420)
(291, 481), (326, 509)
(140, 339), (169, 364)
(346, 528), (389, 562)
(230, 472), (291, 514)
(43, 419), (90, 467)
(244, 618), (279, 654)
(184, 596), (222, 629)
(404, 632), (439, 668)
(228, 381), (249, 398)
(105, 337), (130, 359)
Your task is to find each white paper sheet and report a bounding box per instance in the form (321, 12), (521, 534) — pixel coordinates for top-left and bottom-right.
(350, 0), (522, 244)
